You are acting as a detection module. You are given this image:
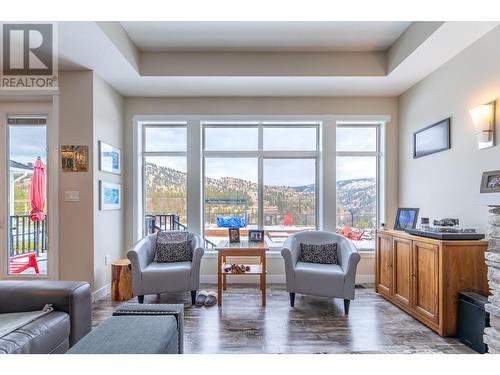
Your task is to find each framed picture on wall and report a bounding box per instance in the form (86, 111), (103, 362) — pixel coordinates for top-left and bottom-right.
(61, 145), (88, 172)
(99, 141), (121, 175)
(99, 181), (121, 210)
(413, 118), (451, 158)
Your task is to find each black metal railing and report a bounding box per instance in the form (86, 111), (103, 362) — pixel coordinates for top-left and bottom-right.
(145, 214), (184, 233)
(145, 214), (216, 248)
(9, 215), (47, 257)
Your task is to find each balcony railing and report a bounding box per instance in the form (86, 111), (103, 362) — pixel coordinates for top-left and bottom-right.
(145, 214), (186, 233)
(145, 214), (216, 248)
(9, 215), (47, 257)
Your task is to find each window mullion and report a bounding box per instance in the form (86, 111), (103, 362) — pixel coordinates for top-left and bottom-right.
(258, 156), (263, 230)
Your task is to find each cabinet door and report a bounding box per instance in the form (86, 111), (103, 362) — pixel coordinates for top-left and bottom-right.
(412, 241), (439, 323)
(393, 237), (412, 308)
(376, 233), (393, 297)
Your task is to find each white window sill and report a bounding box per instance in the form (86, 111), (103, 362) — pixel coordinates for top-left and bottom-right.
(202, 248), (374, 259)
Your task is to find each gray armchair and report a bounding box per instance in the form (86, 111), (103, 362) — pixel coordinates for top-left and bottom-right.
(281, 231), (361, 314)
(127, 231), (204, 304)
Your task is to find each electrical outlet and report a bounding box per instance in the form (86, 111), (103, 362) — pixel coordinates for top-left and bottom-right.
(104, 255), (110, 266)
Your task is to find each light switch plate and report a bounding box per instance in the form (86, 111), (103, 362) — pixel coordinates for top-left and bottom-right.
(64, 191), (80, 202)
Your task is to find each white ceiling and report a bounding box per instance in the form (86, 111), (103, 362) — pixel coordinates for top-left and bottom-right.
(57, 21), (499, 97)
(120, 21), (411, 52)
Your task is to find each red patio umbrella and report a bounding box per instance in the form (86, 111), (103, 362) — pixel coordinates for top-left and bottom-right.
(30, 157), (46, 222)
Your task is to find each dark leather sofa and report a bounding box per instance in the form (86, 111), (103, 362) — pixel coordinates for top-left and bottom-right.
(0, 280), (91, 354)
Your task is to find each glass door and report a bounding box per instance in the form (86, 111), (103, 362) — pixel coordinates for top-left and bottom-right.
(5, 117), (48, 275)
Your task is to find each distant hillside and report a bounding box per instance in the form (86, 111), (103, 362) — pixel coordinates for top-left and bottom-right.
(145, 163), (375, 217)
(336, 178), (376, 211)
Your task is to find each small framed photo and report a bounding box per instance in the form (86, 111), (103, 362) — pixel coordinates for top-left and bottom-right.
(99, 181), (121, 210)
(481, 170), (500, 193)
(99, 141), (121, 175)
(248, 229), (264, 242)
(61, 145), (88, 172)
(228, 227), (240, 243)
(394, 208), (419, 231)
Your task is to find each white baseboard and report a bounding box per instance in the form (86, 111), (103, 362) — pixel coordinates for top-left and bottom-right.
(92, 283), (111, 302)
(200, 274), (375, 284)
(356, 274), (375, 284)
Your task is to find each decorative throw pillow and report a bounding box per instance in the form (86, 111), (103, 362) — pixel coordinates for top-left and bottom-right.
(154, 231), (192, 263)
(300, 243), (338, 264)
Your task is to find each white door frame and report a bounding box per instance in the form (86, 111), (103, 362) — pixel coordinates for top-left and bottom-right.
(0, 100), (59, 280)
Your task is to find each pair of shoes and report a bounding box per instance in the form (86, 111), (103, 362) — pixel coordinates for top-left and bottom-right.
(195, 290), (217, 307)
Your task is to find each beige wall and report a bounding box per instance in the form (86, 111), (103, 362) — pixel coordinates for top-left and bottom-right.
(58, 71), (95, 284)
(123, 97), (398, 282)
(398, 26), (500, 233)
(58, 71), (125, 294)
(93, 74), (125, 293)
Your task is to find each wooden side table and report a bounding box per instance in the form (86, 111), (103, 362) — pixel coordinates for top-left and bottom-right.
(216, 240), (269, 306)
(111, 259), (134, 301)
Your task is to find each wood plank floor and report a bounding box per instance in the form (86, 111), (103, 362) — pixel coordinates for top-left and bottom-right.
(92, 284), (474, 354)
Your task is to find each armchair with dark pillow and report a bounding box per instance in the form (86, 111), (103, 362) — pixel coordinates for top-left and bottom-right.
(127, 231), (204, 304)
(281, 231), (360, 314)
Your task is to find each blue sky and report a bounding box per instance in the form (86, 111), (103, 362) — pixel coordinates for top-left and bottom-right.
(144, 125), (377, 185)
(9, 126), (47, 165)
(9, 125), (376, 184)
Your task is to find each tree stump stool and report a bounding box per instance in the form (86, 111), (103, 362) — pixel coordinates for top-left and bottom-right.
(111, 259), (133, 301)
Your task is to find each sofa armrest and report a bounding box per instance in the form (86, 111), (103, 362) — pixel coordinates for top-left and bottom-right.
(281, 237), (301, 291)
(0, 280), (91, 346)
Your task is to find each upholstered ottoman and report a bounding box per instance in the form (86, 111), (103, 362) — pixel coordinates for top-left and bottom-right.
(113, 303), (184, 353)
(67, 315), (178, 354)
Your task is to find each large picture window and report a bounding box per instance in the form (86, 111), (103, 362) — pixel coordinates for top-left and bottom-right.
(142, 124), (187, 234)
(203, 123), (319, 246)
(336, 124), (380, 250)
(136, 118), (384, 251)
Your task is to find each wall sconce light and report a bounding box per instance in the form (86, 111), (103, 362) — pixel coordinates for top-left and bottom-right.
(469, 101), (496, 149)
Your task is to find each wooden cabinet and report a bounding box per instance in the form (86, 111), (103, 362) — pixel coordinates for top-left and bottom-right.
(393, 237), (412, 308)
(376, 233), (393, 297)
(375, 230), (488, 337)
(412, 241), (439, 323)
